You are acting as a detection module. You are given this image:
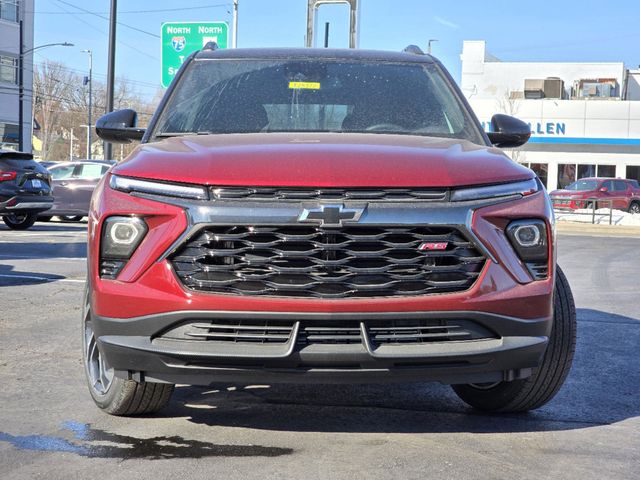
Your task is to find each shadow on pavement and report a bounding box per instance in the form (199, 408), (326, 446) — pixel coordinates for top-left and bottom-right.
(165, 308), (639, 433)
(0, 241), (87, 260)
(0, 263), (65, 286)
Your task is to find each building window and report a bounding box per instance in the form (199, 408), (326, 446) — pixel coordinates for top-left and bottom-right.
(577, 164), (596, 179)
(522, 162), (548, 188)
(0, 55), (18, 83)
(558, 164), (577, 189)
(626, 166), (640, 184)
(558, 163), (618, 189)
(0, 0), (19, 23)
(0, 122), (19, 146)
(597, 165), (616, 177)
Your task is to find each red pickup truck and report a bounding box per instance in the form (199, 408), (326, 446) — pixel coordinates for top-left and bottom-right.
(550, 177), (640, 213)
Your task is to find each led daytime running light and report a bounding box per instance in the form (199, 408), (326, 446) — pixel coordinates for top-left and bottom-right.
(110, 174), (207, 200)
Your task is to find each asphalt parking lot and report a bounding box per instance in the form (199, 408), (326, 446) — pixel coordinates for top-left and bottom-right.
(0, 221), (638, 479)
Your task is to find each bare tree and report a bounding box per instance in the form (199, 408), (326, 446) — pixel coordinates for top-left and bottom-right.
(33, 62), (159, 161)
(495, 92), (527, 165)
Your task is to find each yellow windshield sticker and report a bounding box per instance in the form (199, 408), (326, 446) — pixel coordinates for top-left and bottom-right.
(289, 81), (320, 90)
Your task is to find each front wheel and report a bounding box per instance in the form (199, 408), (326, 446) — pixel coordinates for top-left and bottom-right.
(628, 202), (640, 215)
(3, 213), (38, 230)
(82, 284), (174, 415)
(452, 266), (576, 412)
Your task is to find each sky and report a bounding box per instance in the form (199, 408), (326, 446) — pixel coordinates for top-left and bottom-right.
(32, 0), (640, 101)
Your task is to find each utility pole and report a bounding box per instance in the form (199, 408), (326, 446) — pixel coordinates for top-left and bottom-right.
(69, 128), (74, 161)
(18, 20), (24, 151)
(105, 0), (117, 160)
(232, 0), (239, 48)
(82, 50), (93, 159)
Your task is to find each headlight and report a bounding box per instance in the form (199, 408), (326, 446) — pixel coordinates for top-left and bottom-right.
(451, 178), (538, 202)
(110, 174), (208, 200)
(505, 219), (548, 280)
(101, 216), (148, 260)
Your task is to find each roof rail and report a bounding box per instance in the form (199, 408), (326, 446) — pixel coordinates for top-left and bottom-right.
(403, 45), (425, 55)
(202, 41), (219, 51)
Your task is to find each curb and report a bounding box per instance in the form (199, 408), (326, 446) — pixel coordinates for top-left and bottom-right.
(556, 221), (640, 237)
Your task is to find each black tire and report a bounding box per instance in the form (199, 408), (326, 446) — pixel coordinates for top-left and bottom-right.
(452, 266), (576, 413)
(59, 215), (84, 222)
(628, 202), (640, 215)
(82, 283), (174, 416)
(39, 216), (52, 222)
(3, 213), (38, 230)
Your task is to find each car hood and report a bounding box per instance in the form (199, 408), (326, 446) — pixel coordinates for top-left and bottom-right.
(113, 133), (533, 188)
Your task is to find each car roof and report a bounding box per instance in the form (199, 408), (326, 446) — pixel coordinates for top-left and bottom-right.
(195, 47), (436, 64)
(48, 161), (111, 167)
(0, 149), (33, 160)
(578, 177), (628, 181)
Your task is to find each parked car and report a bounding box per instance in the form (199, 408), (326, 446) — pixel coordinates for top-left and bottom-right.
(550, 177), (640, 213)
(39, 161), (113, 222)
(83, 46), (576, 416)
(0, 149), (53, 230)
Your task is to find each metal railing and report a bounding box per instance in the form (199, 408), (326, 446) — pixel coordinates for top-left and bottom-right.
(552, 197), (629, 225)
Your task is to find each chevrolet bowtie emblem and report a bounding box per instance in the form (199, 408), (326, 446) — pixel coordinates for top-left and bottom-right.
(298, 204), (365, 227)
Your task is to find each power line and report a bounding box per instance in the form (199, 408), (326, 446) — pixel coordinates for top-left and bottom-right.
(49, 1), (157, 60)
(31, 3), (231, 15)
(55, 0), (160, 39)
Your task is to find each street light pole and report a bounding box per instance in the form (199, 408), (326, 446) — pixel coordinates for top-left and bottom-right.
(17, 40), (73, 152)
(82, 49), (93, 159)
(428, 39), (438, 55)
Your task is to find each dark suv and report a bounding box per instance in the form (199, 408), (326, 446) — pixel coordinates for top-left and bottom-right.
(84, 46), (576, 416)
(0, 150), (53, 230)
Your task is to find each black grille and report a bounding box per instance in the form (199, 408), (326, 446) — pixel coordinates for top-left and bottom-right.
(158, 319), (295, 344)
(170, 225), (486, 298)
(211, 187), (447, 202)
(99, 260), (126, 279)
(526, 262), (549, 280)
(155, 318), (497, 346)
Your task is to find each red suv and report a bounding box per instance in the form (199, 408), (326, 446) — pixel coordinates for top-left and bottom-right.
(84, 46), (576, 416)
(550, 177), (640, 213)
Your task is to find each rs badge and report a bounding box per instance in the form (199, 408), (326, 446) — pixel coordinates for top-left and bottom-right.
(418, 242), (448, 251)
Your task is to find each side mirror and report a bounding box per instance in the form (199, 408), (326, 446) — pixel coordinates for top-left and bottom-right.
(96, 109), (146, 144)
(487, 114), (531, 149)
(599, 187), (608, 192)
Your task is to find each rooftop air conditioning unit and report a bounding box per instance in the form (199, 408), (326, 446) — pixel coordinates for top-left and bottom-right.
(543, 77), (564, 99)
(524, 79), (545, 99)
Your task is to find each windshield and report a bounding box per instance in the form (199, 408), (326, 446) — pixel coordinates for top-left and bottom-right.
(565, 180), (599, 191)
(152, 58), (484, 143)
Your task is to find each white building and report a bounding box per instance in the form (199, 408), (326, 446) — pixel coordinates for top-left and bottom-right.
(0, 0), (34, 152)
(460, 40), (640, 191)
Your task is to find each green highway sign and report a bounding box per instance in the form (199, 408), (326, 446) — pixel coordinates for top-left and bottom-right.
(161, 21), (228, 88)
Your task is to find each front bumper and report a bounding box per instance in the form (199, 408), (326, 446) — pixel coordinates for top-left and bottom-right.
(93, 310), (550, 386)
(0, 194), (54, 214)
(88, 179), (556, 386)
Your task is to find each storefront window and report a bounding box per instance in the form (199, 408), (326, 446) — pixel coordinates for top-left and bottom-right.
(558, 164), (576, 189)
(626, 166), (640, 183)
(597, 165), (616, 177)
(528, 163), (548, 189)
(577, 164), (596, 179)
